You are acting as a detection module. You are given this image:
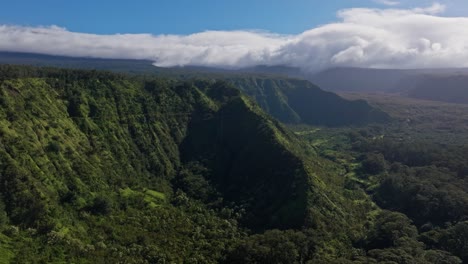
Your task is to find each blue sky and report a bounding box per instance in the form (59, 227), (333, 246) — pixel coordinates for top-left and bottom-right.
(2, 1), (468, 71)
(1, 0), (466, 35)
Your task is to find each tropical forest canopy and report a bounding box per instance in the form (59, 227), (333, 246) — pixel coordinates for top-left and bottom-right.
(0, 63), (466, 263)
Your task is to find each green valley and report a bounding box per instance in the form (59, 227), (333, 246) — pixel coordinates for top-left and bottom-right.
(0, 64), (466, 263)
(3, 1), (468, 263)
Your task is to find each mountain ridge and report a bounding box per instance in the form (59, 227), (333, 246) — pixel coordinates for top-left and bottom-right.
(0, 65), (359, 262)
(0, 52), (390, 126)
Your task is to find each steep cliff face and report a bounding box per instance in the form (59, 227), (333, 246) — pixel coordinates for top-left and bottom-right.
(227, 77), (390, 126)
(0, 66), (355, 262)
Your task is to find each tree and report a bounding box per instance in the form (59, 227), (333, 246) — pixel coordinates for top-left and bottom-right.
(362, 153), (386, 174)
(225, 229), (314, 264)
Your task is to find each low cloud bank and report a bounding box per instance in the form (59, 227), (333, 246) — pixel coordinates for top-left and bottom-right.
(1, 3), (467, 72)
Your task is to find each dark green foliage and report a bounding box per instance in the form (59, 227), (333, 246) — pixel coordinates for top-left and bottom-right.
(0, 65), (252, 262)
(0, 64), (466, 263)
(362, 153), (386, 174)
(0, 199), (8, 228)
(228, 77), (390, 126)
(366, 211), (418, 249)
(351, 132), (468, 227)
(374, 167), (468, 226)
(180, 92), (311, 230)
(423, 250), (463, 264)
(87, 197), (112, 215)
(357, 211), (462, 263)
(356, 138), (468, 170)
(225, 229), (315, 264)
(291, 96), (468, 263)
(172, 162), (218, 202)
(438, 222), (468, 262)
(46, 141), (61, 153)
(0, 65), (362, 262)
(421, 222), (468, 262)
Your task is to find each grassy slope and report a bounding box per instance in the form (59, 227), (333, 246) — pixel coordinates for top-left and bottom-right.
(0, 66), (369, 262)
(0, 74), (220, 262)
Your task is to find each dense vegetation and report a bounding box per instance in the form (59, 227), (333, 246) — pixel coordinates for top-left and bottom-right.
(355, 135), (468, 262)
(0, 66), (241, 263)
(227, 77), (389, 126)
(294, 92), (468, 263)
(0, 52), (390, 127)
(0, 65), (374, 263)
(0, 64), (466, 263)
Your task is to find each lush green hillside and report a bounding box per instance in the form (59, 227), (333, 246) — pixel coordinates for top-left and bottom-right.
(227, 77), (390, 126)
(0, 65), (371, 263)
(0, 65), (463, 263)
(0, 66), (230, 263)
(0, 52), (392, 127)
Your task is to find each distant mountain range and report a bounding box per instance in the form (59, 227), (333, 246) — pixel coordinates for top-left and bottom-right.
(248, 65), (468, 105)
(0, 55), (465, 263)
(234, 65), (468, 105)
(2, 51), (468, 105)
(0, 51), (389, 126)
(310, 67), (462, 91)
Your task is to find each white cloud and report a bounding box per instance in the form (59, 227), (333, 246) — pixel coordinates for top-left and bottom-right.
(374, 0), (400, 6)
(413, 3), (446, 14)
(1, 3), (468, 72)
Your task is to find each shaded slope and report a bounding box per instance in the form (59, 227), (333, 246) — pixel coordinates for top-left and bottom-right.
(227, 77), (390, 126)
(181, 85), (309, 229)
(0, 66), (315, 229)
(0, 65), (357, 262)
